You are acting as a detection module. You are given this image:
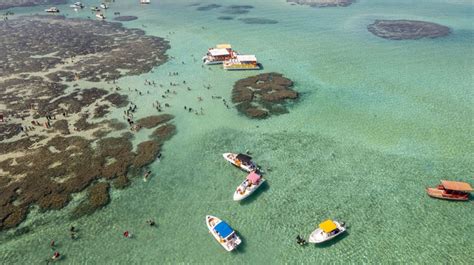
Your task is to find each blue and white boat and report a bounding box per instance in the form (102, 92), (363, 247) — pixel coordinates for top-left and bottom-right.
(206, 215), (241, 251)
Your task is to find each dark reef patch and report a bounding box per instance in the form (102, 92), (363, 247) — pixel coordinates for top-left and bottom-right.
(217, 16), (234, 21)
(238, 18), (278, 25)
(0, 15), (169, 81)
(232, 72), (298, 119)
(71, 183), (110, 218)
(287, 0), (354, 7)
(221, 5), (254, 15)
(0, 0), (66, 10)
(367, 19), (450, 40)
(103, 93), (128, 107)
(136, 114), (174, 129)
(196, 4), (221, 11)
(113, 16), (138, 22)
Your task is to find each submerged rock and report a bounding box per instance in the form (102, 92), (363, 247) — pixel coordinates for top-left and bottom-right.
(367, 19), (451, 40)
(0, 0), (66, 10)
(217, 16), (234, 20)
(136, 114), (174, 129)
(196, 4), (221, 11)
(238, 18), (278, 25)
(232, 72), (298, 119)
(113, 16), (138, 22)
(287, 0), (354, 8)
(221, 5), (254, 14)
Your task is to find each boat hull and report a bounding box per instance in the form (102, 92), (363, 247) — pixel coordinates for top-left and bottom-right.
(233, 178), (265, 201)
(308, 221), (346, 244)
(206, 215), (241, 251)
(426, 187), (469, 201)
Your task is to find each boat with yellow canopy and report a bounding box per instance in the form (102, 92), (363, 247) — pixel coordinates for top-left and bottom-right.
(308, 219), (346, 244)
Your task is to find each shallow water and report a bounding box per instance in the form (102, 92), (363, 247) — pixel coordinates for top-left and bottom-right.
(1, 0), (473, 263)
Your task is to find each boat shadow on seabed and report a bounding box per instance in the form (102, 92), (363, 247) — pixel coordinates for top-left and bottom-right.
(238, 181), (270, 206)
(314, 231), (349, 248)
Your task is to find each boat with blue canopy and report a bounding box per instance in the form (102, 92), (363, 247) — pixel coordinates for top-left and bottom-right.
(206, 215), (241, 251)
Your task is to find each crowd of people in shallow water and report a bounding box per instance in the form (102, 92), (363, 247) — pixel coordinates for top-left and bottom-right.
(4, 43), (245, 263)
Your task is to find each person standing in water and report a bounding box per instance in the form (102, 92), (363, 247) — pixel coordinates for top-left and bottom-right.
(143, 170), (151, 182)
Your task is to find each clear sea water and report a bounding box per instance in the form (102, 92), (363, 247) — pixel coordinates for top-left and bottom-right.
(1, 0), (473, 263)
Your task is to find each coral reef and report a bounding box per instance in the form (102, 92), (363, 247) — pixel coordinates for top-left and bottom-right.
(0, 16), (176, 230)
(0, 15), (169, 81)
(367, 20), (450, 40)
(287, 0), (354, 7)
(0, 0), (66, 10)
(232, 73), (298, 119)
(238, 18), (278, 25)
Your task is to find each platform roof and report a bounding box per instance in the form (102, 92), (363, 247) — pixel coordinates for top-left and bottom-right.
(441, 180), (473, 192)
(209, 48), (230, 56)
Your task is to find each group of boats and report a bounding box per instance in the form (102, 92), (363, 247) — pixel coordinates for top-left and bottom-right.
(208, 152), (472, 251)
(222, 153), (266, 201)
(45, 2), (108, 20)
(202, 44), (261, 70)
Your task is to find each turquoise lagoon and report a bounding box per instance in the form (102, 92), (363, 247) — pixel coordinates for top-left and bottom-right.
(0, 0), (473, 264)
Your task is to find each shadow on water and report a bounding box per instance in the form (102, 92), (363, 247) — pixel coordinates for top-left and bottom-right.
(239, 181), (270, 206)
(313, 231), (349, 248)
(233, 233), (247, 254)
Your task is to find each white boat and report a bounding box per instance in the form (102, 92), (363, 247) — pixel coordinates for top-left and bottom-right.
(202, 44), (237, 65)
(140, 0), (151, 4)
(70, 2), (84, 9)
(223, 55), (261, 71)
(45, 7), (60, 13)
(91, 6), (101, 12)
(100, 3), (108, 9)
(206, 215), (241, 251)
(96, 13), (106, 20)
(222, 153), (257, 172)
(308, 220), (346, 244)
(233, 172), (265, 201)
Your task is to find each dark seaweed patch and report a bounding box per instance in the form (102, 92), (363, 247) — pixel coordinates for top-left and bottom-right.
(196, 4), (221, 11)
(221, 5), (254, 14)
(113, 16), (138, 22)
(238, 18), (278, 25)
(217, 16), (234, 20)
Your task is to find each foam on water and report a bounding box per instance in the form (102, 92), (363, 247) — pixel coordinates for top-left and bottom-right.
(1, 0), (473, 263)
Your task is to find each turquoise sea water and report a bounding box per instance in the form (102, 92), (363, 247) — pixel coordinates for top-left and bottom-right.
(1, 0), (473, 263)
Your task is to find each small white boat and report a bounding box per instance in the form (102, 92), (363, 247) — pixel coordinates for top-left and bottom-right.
(96, 13), (106, 20)
(222, 153), (256, 172)
(233, 172), (265, 201)
(206, 215), (241, 251)
(308, 220), (346, 244)
(91, 6), (101, 12)
(70, 2), (84, 9)
(100, 3), (108, 9)
(45, 7), (60, 13)
(140, 0), (151, 4)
